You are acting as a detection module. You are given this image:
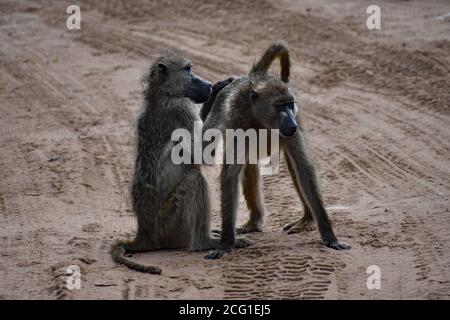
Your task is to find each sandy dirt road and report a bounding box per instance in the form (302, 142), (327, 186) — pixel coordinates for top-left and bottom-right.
(0, 0), (449, 299)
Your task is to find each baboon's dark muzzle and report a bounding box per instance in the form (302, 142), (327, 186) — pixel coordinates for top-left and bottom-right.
(279, 109), (298, 137)
(187, 75), (212, 104)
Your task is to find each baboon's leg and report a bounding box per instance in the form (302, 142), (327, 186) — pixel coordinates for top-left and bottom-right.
(282, 151), (316, 234)
(283, 135), (350, 250)
(175, 169), (220, 251)
(237, 164), (265, 233)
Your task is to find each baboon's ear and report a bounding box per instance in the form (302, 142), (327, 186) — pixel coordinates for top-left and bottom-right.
(249, 90), (258, 104)
(156, 63), (168, 81)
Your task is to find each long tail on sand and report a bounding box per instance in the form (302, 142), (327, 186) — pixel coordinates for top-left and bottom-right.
(111, 240), (162, 274)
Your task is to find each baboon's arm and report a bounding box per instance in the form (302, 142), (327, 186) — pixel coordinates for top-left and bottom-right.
(205, 159), (244, 259)
(283, 150), (314, 222)
(200, 80), (233, 164)
(166, 106), (204, 165)
(220, 162), (243, 247)
(283, 135), (350, 250)
(200, 77), (235, 121)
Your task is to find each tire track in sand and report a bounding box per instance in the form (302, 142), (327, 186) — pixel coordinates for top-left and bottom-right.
(222, 243), (341, 299)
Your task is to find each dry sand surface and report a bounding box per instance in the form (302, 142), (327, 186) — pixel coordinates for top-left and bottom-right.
(0, 0), (449, 299)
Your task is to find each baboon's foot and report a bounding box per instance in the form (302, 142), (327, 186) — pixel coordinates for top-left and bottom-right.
(236, 221), (263, 234)
(283, 218), (316, 234)
(324, 238), (351, 250)
(205, 248), (229, 260)
(191, 238), (220, 252)
(234, 236), (254, 248)
(204, 237), (253, 259)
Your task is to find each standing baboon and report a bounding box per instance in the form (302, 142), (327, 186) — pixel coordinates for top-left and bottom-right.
(111, 52), (226, 273)
(201, 41), (350, 259)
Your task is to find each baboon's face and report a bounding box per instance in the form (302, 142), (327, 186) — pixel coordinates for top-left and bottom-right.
(152, 55), (211, 103)
(249, 81), (298, 137)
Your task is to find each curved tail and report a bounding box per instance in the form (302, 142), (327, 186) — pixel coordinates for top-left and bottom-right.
(250, 40), (290, 83)
(111, 240), (162, 274)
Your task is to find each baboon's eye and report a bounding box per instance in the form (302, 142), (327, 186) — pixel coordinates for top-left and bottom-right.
(282, 102), (295, 110)
(184, 65), (192, 72)
(275, 102), (294, 111)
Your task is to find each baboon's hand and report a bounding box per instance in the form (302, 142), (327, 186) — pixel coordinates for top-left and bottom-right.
(212, 77), (235, 94)
(324, 239), (351, 250)
(200, 77), (235, 121)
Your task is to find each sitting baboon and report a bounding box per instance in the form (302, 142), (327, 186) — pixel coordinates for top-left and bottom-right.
(111, 52), (238, 273)
(201, 41), (350, 259)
